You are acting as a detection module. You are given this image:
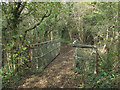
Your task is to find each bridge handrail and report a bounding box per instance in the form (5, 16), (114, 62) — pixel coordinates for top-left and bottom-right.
(28, 39), (61, 73)
(30, 39), (60, 48)
(73, 43), (98, 74)
(72, 44), (97, 49)
(34, 46), (60, 59)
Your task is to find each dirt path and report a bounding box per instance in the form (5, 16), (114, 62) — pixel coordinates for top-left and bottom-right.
(18, 44), (81, 88)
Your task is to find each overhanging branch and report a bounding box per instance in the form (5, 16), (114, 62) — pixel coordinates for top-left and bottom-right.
(25, 9), (52, 33)
(22, 9), (52, 43)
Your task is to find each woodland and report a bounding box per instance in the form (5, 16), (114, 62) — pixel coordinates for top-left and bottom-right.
(1, 1), (120, 89)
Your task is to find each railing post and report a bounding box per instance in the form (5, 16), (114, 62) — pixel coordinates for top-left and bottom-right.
(95, 49), (98, 74)
(28, 45), (31, 72)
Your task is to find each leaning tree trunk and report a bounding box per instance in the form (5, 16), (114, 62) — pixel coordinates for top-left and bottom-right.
(118, 2), (120, 62)
(118, 2), (120, 75)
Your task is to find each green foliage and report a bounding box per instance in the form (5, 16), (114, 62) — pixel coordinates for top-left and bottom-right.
(60, 38), (73, 44)
(85, 71), (119, 88)
(2, 2), (120, 88)
(74, 38), (119, 88)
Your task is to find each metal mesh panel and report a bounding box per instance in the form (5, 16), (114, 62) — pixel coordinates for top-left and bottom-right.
(30, 39), (60, 73)
(73, 45), (96, 74)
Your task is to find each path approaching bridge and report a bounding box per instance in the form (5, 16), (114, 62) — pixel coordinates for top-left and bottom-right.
(18, 44), (81, 88)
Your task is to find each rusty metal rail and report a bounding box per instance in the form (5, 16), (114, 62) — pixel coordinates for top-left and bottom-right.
(73, 44), (97, 49)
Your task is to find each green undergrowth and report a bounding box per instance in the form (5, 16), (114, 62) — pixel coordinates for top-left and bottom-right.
(74, 49), (120, 88)
(2, 67), (43, 88)
(74, 71), (120, 88)
(85, 71), (120, 88)
(60, 38), (73, 44)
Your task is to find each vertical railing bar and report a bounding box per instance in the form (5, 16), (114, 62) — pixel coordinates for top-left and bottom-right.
(28, 45), (31, 72)
(95, 49), (98, 74)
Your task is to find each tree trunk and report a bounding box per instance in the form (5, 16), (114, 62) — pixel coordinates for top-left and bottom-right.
(118, 2), (120, 73)
(118, 2), (120, 61)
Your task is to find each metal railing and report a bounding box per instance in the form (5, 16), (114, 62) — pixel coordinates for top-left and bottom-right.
(73, 44), (98, 75)
(28, 39), (61, 73)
